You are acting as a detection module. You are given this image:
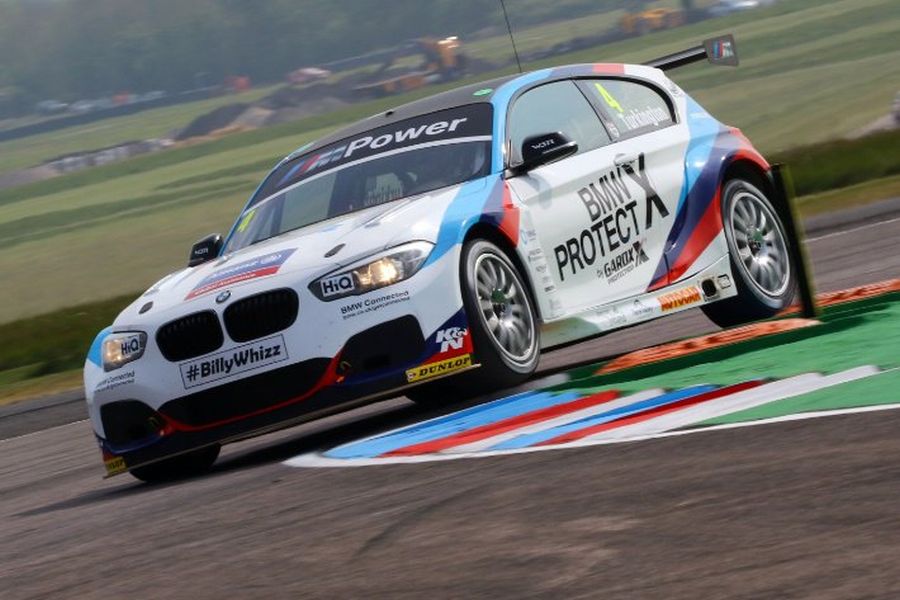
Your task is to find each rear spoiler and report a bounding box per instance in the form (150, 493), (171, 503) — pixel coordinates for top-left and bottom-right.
(643, 34), (739, 70)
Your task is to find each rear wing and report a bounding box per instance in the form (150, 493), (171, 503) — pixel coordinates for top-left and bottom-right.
(643, 34), (738, 70)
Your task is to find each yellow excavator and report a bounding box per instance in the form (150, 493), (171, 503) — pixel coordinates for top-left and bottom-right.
(354, 37), (467, 98)
(621, 0), (693, 36)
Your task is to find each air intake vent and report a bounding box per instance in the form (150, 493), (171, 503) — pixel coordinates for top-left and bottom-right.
(156, 311), (224, 362)
(224, 288), (299, 343)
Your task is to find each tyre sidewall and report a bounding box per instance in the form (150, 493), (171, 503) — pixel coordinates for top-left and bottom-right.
(460, 239), (539, 381)
(721, 178), (794, 312)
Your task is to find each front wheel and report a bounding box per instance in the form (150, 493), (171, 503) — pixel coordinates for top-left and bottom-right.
(406, 240), (539, 405)
(461, 239), (540, 388)
(702, 178), (796, 328)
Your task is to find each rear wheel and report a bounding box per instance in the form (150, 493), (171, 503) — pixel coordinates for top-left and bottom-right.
(702, 178), (795, 328)
(130, 444), (220, 483)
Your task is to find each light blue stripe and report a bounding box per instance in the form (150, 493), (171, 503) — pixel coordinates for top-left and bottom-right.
(676, 97), (721, 214)
(421, 175), (494, 268)
(489, 385), (717, 450)
(86, 326), (112, 366)
(325, 390), (583, 459)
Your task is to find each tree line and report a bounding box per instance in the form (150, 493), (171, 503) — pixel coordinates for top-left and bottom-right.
(0, 0), (626, 114)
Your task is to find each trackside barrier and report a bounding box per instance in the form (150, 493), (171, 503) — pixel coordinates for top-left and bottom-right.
(770, 163), (819, 319)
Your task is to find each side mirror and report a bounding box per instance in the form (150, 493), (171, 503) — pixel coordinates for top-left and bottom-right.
(188, 233), (223, 267)
(514, 132), (578, 174)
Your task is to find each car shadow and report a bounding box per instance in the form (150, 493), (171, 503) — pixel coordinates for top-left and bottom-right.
(17, 359), (596, 518)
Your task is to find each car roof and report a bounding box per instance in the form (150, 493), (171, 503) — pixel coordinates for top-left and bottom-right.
(285, 62), (650, 162)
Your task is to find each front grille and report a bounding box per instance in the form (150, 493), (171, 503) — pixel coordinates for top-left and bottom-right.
(159, 358), (331, 427)
(156, 310), (224, 362)
(224, 288), (299, 343)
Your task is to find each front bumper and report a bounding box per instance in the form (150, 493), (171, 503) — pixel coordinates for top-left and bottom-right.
(87, 248), (476, 477)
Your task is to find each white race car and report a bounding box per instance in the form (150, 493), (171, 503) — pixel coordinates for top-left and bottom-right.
(85, 36), (796, 481)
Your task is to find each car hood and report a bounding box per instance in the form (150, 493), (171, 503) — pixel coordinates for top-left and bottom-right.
(115, 181), (484, 324)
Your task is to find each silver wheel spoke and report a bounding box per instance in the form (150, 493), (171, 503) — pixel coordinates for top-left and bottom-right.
(472, 252), (536, 364)
(729, 187), (791, 298)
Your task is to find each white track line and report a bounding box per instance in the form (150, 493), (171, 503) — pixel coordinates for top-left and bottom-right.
(0, 418), (89, 444)
(806, 215), (900, 243)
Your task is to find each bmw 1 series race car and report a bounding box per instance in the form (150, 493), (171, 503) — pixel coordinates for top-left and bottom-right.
(85, 35), (797, 481)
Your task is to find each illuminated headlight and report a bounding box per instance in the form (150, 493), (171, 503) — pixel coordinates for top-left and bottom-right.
(102, 332), (147, 372)
(311, 241), (433, 301)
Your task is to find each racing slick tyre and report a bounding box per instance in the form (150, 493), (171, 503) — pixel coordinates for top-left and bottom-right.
(406, 240), (539, 405)
(130, 443), (221, 483)
(702, 178), (796, 328)
(459, 239), (539, 388)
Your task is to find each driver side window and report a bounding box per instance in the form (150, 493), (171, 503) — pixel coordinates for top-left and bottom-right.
(507, 80), (610, 166)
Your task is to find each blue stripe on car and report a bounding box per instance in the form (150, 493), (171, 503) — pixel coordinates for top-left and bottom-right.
(86, 326), (112, 366)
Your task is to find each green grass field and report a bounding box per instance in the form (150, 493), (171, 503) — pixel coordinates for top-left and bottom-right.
(0, 84), (279, 175)
(0, 0), (898, 327)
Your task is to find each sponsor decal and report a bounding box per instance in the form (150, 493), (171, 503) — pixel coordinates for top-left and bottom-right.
(658, 286), (703, 312)
(631, 298), (656, 319)
(186, 248), (296, 300)
(340, 290), (410, 320)
(435, 326), (468, 354)
(320, 273), (356, 298)
(259, 104), (492, 197)
(179, 335), (288, 389)
(601, 239), (649, 283)
(104, 455), (127, 476)
(95, 370), (135, 393)
(406, 354), (472, 383)
(554, 153), (669, 282)
(704, 35), (738, 66)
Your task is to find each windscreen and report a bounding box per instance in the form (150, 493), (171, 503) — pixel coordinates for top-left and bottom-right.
(225, 104), (492, 253)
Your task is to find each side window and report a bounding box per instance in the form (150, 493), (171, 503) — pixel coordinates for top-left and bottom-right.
(507, 80), (610, 166)
(579, 79), (674, 140)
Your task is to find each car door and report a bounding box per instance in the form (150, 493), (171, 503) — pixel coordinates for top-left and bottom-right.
(506, 78), (685, 318)
(576, 77), (690, 292)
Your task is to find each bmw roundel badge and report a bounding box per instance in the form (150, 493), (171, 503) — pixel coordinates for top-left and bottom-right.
(216, 290), (231, 304)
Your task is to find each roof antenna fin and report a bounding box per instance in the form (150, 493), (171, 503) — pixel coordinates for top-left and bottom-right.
(498, 0), (523, 73)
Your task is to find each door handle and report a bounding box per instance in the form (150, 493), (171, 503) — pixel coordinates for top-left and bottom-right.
(613, 153), (638, 167)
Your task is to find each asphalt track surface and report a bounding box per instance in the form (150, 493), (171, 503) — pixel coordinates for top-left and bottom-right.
(2, 208), (900, 599)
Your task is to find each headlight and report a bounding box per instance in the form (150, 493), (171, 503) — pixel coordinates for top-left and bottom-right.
(311, 241), (433, 301)
(102, 331), (147, 371)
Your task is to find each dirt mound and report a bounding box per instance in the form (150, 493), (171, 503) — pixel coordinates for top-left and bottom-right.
(176, 103), (250, 140)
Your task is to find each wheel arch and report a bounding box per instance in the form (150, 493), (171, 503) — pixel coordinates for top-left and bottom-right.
(461, 222), (545, 323)
(721, 155), (774, 199)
